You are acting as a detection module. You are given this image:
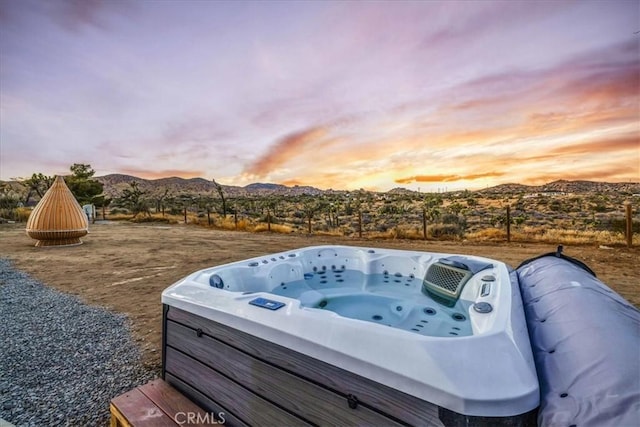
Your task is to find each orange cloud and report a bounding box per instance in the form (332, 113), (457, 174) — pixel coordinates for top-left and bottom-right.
(547, 135), (639, 156)
(395, 172), (505, 184)
(559, 64), (639, 106)
(244, 127), (329, 176)
(281, 171), (350, 190)
(431, 42), (639, 148)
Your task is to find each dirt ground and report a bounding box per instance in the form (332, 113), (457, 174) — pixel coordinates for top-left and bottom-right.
(1, 222), (638, 370)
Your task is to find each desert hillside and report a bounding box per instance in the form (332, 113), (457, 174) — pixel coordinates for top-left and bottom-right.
(92, 174), (640, 199)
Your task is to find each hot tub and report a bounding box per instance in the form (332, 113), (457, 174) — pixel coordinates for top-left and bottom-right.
(161, 245), (539, 426)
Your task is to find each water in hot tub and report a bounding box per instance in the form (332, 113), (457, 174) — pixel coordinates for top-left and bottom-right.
(269, 267), (473, 337)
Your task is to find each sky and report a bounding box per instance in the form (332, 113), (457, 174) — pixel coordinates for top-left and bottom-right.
(0, 0), (638, 192)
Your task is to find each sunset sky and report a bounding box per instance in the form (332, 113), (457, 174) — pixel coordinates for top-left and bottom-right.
(1, 0), (638, 191)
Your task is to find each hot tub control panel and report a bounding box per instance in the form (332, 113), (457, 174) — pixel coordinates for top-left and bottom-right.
(249, 297), (286, 310)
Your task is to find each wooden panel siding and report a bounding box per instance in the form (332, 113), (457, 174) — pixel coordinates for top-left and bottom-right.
(165, 347), (310, 426)
(166, 321), (405, 426)
(165, 306), (444, 426)
(164, 373), (249, 427)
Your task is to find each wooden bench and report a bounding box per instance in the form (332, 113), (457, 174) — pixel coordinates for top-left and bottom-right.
(110, 379), (216, 426)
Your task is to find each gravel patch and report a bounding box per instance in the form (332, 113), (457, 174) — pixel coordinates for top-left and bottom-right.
(0, 259), (158, 426)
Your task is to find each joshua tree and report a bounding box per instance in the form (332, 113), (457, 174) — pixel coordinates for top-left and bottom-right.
(152, 188), (171, 215)
(212, 179), (227, 217)
(90, 194), (111, 221)
(423, 194), (443, 223)
(23, 173), (54, 205)
(116, 181), (150, 218)
(301, 197), (325, 234)
(0, 182), (22, 220)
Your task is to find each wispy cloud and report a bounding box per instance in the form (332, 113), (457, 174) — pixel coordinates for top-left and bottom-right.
(244, 127), (331, 176)
(547, 135), (639, 156)
(395, 172), (506, 184)
(48, 0), (136, 33)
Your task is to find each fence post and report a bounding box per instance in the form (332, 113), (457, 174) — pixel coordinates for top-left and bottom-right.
(183, 207), (187, 223)
(267, 210), (272, 232)
(625, 202), (633, 248)
(506, 205), (511, 243)
(358, 210), (363, 238)
(422, 208), (427, 240)
(207, 208), (211, 226)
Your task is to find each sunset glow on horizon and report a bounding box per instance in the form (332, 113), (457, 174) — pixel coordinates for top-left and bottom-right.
(1, 0), (638, 191)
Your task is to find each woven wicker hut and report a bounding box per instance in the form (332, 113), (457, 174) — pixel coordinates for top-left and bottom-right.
(26, 176), (89, 247)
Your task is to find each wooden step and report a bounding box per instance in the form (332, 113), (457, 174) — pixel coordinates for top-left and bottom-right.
(110, 379), (219, 426)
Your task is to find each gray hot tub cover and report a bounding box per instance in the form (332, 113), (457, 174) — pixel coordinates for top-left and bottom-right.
(517, 249), (640, 426)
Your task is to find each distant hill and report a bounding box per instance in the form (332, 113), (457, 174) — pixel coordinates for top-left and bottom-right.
(387, 187), (418, 195)
(4, 174), (638, 201)
(478, 180), (639, 195)
(539, 180), (639, 194)
(94, 175), (326, 198)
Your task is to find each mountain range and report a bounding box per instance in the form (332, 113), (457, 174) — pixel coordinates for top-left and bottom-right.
(95, 174), (327, 198)
(93, 174), (640, 199)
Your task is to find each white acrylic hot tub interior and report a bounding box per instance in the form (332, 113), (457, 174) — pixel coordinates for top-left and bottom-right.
(193, 245), (498, 337)
(162, 245), (539, 417)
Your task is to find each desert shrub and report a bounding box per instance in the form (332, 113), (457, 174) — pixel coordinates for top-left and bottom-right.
(253, 223), (293, 233)
(130, 216), (174, 224)
(0, 207), (31, 222)
(317, 224), (330, 232)
(258, 214), (279, 224)
(0, 209), (12, 221)
(466, 228), (507, 241)
(189, 216), (203, 225)
(314, 229), (344, 237)
(428, 224), (463, 239)
(15, 207), (31, 222)
(168, 207), (183, 215)
(604, 218), (640, 234)
(368, 226), (422, 240)
(380, 204), (400, 214)
(106, 212), (132, 221)
(549, 200), (563, 212)
(213, 216), (251, 231)
(392, 226), (423, 240)
(503, 226), (640, 245)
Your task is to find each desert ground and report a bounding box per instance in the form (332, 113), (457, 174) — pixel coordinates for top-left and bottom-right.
(1, 222), (638, 370)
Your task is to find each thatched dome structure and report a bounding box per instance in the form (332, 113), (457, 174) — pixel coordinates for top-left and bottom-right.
(26, 176), (89, 247)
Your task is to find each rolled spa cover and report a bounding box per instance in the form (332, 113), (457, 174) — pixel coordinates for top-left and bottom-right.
(25, 176), (89, 247)
(517, 248), (639, 426)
